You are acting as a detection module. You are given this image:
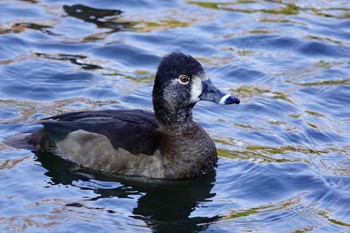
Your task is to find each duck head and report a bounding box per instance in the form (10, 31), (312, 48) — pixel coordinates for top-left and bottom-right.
(153, 53), (239, 131)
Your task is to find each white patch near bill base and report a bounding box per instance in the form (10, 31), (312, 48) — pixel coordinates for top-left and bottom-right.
(219, 94), (231, 104)
(201, 73), (209, 81)
(190, 76), (202, 103)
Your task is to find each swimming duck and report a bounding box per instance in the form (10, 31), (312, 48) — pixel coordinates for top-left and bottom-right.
(26, 53), (240, 179)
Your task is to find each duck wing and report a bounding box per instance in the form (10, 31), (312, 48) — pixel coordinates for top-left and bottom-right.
(36, 109), (160, 155)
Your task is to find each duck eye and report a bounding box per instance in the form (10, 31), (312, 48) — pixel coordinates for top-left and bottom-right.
(179, 75), (190, 84)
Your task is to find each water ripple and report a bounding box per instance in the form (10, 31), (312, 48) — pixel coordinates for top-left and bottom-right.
(1, 0), (350, 232)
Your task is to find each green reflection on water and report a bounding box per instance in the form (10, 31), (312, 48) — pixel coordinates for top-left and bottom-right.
(222, 194), (306, 220)
(217, 148), (293, 163)
(189, 1), (350, 18)
(133, 20), (190, 32)
(235, 85), (293, 103)
(106, 71), (154, 84)
(249, 29), (276, 34)
(296, 78), (350, 86)
(305, 110), (325, 118)
(188, 1), (299, 15)
(318, 211), (350, 227)
(216, 143), (333, 163)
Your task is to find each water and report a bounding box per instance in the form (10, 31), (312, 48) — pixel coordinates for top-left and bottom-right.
(1, 0), (350, 232)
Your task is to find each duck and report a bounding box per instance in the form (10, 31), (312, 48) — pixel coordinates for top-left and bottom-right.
(25, 52), (240, 179)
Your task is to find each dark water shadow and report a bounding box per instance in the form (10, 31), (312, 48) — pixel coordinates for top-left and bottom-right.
(63, 4), (134, 31)
(35, 151), (219, 233)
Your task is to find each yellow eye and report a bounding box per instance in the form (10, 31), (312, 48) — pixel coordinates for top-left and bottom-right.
(179, 75), (190, 84)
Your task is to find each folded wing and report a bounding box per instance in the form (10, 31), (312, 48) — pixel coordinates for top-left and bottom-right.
(28, 109), (160, 156)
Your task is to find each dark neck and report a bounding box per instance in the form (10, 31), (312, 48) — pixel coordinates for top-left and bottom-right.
(153, 99), (195, 135)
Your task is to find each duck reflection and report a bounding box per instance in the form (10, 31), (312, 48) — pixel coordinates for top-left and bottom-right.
(35, 151), (219, 232)
(63, 4), (133, 31)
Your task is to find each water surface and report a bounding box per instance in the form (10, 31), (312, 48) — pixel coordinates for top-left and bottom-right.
(1, 0), (350, 232)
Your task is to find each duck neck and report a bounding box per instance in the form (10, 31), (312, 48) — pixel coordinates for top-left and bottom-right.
(153, 100), (195, 135)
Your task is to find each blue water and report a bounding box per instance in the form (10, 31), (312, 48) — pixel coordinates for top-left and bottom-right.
(1, 1), (350, 232)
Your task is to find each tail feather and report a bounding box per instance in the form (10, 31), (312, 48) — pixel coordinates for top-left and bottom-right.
(2, 133), (35, 149)
(3, 129), (56, 153)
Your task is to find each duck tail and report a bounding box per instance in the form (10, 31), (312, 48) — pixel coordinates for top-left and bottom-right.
(2, 133), (35, 149)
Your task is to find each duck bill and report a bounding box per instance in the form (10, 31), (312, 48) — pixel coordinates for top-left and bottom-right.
(199, 80), (240, 105)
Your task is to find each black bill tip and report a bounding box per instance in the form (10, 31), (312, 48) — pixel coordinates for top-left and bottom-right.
(220, 94), (240, 105)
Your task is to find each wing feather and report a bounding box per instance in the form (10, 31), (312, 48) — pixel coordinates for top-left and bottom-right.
(32, 110), (159, 155)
